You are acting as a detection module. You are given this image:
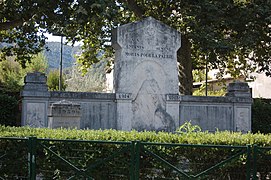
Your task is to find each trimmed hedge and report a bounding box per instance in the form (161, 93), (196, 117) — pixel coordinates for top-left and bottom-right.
(1, 126), (271, 146)
(0, 126), (271, 179)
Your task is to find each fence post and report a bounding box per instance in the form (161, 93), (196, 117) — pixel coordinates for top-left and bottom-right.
(28, 137), (37, 180)
(253, 145), (258, 180)
(134, 141), (140, 180)
(130, 141), (140, 180)
(130, 141), (135, 180)
(246, 145), (251, 180)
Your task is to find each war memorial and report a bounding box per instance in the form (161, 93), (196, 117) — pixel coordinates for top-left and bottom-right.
(21, 17), (252, 132)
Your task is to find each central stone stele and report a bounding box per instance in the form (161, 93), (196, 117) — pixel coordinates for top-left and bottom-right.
(112, 17), (181, 132)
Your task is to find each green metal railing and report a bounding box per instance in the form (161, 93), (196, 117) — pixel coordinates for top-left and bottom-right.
(139, 142), (251, 179)
(253, 145), (271, 179)
(0, 137), (271, 179)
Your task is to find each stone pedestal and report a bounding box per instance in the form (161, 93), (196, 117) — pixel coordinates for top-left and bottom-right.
(226, 81), (251, 97)
(48, 100), (81, 129)
(21, 72), (49, 127)
(226, 81), (252, 132)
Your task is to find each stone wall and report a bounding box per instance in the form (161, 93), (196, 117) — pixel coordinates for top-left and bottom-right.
(180, 96), (251, 132)
(21, 73), (116, 129)
(21, 72), (252, 132)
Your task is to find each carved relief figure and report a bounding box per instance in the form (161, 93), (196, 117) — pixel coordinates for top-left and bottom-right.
(26, 103), (45, 127)
(132, 62), (175, 131)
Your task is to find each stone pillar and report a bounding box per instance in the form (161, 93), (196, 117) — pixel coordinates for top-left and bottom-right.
(116, 93), (132, 130)
(166, 94), (180, 131)
(112, 17), (181, 132)
(226, 81), (252, 132)
(21, 72), (50, 127)
(48, 100), (81, 129)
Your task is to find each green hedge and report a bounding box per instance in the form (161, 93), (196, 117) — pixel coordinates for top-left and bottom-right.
(0, 126), (271, 179)
(252, 98), (271, 134)
(0, 94), (18, 126)
(0, 125), (271, 145)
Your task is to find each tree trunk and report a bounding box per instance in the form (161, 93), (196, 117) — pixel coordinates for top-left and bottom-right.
(177, 35), (193, 95)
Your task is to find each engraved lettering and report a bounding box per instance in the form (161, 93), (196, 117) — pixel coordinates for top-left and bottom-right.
(116, 93), (132, 100)
(166, 94), (180, 101)
(127, 45), (145, 50)
(125, 52), (173, 59)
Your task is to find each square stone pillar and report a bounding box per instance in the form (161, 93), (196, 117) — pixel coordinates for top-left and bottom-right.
(116, 93), (132, 131)
(21, 72), (50, 127)
(226, 81), (252, 132)
(166, 94), (180, 131)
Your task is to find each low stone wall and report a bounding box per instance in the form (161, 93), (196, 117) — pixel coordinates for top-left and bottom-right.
(180, 96), (252, 132)
(21, 72), (252, 132)
(21, 72), (116, 130)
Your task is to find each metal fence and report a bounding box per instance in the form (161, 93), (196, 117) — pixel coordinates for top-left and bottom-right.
(0, 137), (270, 179)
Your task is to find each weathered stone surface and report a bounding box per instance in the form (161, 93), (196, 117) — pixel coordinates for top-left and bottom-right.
(113, 17), (181, 94)
(180, 100), (234, 132)
(226, 81), (251, 97)
(23, 72), (48, 92)
(48, 100), (81, 129)
(24, 102), (47, 127)
(113, 17), (181, 131)
(48, 100), (81, 117)
(179, 94), (252, 132)
(25, 72), (47, 83)
(50, 91), (115, 100)
(235, 107), (251, 132)
(80, 101), (116, 130)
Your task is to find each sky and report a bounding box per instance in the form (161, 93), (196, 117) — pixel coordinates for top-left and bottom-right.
(45, 33), (62, 42)
(44, 33), (82, 46)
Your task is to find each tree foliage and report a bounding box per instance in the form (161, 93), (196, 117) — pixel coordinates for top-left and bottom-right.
(65, 59), (108, 92)
(24, 53), (48, 73)
(1, 0), (271, 94)
(0, 58), (24, 92)
(0, 53), (49, 93)
(47, 69), (66, 91)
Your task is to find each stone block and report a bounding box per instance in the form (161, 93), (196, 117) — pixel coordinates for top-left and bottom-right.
(48, 100), (81, 129)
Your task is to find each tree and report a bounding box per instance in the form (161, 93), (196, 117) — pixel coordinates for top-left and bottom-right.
(51, 0), (271, 94)
(65, 59), (108, 92)
(0, 58), (24, 92)
(115, 0), (271, 94)
(0, 0), (77, 66)
(24, 53), (48, 73)
(47, 69), (66, 91)
(0, 52), (49, 93)
(1, 0), (271, 94)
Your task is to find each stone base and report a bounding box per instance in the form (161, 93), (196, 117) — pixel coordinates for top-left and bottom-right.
(48, 117), (80, 129)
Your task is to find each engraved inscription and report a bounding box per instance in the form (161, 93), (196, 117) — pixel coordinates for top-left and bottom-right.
(116, 93), (132, 100)
(166, 94), (180, 101)
(125, 52), (173, 59)
(126, 45), (145, 50)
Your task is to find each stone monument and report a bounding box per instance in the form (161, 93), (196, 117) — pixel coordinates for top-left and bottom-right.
(48, 100), (81, 129)
(112, 17), (181, 131)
